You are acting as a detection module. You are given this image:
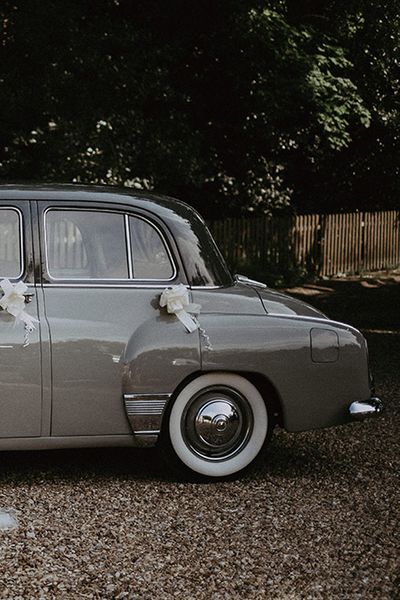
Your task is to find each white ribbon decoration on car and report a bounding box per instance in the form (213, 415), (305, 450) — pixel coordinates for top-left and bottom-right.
(159, 284), (201, 333)
(0, 279), (38, 346)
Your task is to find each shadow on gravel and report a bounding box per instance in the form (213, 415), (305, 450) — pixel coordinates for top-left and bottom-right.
(0, 447), (171, 483)
(0, 429), (356, 485)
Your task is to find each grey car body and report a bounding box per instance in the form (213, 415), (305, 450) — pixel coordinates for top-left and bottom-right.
(0, 185), (382, 478)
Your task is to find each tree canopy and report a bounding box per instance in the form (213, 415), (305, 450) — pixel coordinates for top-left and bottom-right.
(1, 1), (399, 216)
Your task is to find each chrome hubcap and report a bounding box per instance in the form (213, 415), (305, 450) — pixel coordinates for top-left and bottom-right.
(195, 401), (241, 446)
(182, 386), (253, 461)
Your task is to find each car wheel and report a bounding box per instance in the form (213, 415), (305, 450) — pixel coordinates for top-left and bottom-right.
(167, 372), (270, 478)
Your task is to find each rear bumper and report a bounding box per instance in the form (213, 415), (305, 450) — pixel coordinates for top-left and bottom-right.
(349, 397), (383, 420)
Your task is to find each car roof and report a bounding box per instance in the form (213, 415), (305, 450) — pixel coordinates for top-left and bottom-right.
(0, 183), (194, 223)
(0, 183), (234, 287)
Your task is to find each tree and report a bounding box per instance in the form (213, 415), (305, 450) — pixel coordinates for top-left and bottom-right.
(1, 1), (398, 216)
(285, 0), (400, 212)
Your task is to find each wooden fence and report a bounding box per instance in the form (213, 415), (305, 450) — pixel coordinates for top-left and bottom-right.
(208, 210), (400, 278)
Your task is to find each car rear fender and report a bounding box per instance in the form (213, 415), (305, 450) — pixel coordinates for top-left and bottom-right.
(197, 313), (371, 432)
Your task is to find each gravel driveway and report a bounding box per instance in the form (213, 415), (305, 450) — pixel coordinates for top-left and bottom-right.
(0, 276), (399, 599)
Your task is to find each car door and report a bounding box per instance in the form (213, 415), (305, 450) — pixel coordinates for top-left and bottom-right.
(0, 200), (42, 437)
(38, 200), (200, 438)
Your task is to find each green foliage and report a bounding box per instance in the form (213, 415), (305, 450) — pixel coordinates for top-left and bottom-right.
(306, 44), (371, 149)
(0, 1), (398, 215)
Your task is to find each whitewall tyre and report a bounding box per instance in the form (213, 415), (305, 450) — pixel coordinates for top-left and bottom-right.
(168, 373), (269, 478)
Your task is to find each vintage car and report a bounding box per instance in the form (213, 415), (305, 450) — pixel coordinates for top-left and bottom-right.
(0, 184), (383, 478)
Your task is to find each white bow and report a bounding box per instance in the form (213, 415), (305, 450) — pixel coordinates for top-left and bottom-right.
(159, 284), (201, 333)
(0, 279), (38, 334)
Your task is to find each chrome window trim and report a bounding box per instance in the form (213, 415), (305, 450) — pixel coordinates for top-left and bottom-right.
(128, 213), (177, 282)
(43, 207), (177, 284)
(124, 214), (133, 279)
(0, 206), (24, 279)
(44, 207), (129, 282)
(42, 283), (173, 289)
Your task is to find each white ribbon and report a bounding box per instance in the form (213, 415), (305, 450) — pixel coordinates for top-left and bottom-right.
(0, 279), (38, 345)
(159, 284), (201, 333)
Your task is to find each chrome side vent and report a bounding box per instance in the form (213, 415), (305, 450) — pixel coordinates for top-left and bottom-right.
(123, 393), (171, 446)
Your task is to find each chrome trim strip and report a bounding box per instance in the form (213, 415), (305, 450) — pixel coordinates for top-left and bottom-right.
(41, 283), (170, 289)
(0, 206), (24, 279)
(264, 313), (364, 336)
(190, 285), (223, 290)
(134, 430), (161, 436)
(124, 393), (171, 401)
(125, 213), (133, 279)
(42, 207), (177, 283)
(126, 407), (166, 415)
(265, 313), (334, 324)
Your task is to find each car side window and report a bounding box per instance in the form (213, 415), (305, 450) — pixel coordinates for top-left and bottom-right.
(0, 208), (23, 278)
(46, 210), (129, 279)
(129, 216), (174, 280)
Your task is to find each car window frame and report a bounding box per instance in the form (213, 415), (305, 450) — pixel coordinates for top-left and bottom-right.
(0, 206), (25, 281)
(128, 213), (176, 281)
(42, 206), (178, 285)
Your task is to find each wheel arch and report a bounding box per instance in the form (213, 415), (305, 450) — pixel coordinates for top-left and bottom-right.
(161, 368), (284, 433)
(242, 371), (284, 428)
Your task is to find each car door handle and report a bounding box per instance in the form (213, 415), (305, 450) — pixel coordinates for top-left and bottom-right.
(24, 292), (35, 304)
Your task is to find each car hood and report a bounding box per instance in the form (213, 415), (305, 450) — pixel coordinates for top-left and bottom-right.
(254, 287), (328, 319)
(192, 281), (327, 320)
